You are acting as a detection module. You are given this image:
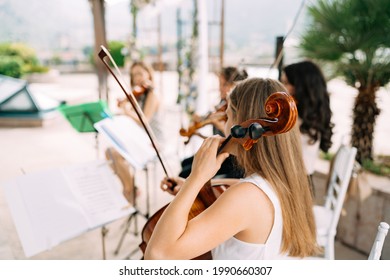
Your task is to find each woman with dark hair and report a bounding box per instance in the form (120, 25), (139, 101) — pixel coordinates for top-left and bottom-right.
(281, 61), (334, 181)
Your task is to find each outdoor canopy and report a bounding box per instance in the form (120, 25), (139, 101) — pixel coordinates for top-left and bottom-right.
(0, 74), (63, 126)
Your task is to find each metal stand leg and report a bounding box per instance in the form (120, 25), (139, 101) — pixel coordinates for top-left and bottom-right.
(95, 131), (109, 260)
(101, 226), (108, 259)
(145, 165), (151, 220)
(114, 211), (140, 255)
(114, 165), (151, 258)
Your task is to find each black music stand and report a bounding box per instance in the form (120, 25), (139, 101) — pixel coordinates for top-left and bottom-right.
(94, 116), (154, 259)
(58, 100), (112, 259)
(112, 163), (152, 259)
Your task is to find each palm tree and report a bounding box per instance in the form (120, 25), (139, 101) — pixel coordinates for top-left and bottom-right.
(300, 0), (390, 163)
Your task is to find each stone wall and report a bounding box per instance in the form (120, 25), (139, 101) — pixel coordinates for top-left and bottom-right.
(312, 170), (390, 259)
(337, 172), (390, 259)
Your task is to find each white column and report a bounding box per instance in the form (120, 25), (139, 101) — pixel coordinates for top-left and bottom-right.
(195, 0), (209, 116)
(187, 0), (210, 154)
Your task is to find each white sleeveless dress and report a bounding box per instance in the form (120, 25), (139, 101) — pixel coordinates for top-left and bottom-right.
(211, 174), (287, 260)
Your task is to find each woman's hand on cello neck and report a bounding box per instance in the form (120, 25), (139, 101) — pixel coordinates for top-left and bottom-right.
(188, 136), (229, 185)
(160, 135), (230, 196)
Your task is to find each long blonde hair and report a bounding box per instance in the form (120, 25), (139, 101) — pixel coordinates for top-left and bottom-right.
(229, 78), (320, 257)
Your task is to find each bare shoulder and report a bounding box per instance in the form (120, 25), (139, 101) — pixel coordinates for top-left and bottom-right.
(216, 181), (274, 215)
(224, 181), (271, 199)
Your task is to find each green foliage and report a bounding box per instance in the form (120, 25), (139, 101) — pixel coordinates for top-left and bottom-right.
(108, 41), (126, 68)
(300, 0), (390, 89)
(88, 41), (126, 67)
(320, 151), (334, 161)
(321, 151), (390, 177)
(0, 42), (48, 78)
(27, 64), (49, 73)
(362, 159), (390, 177)
(0, 56), (23, 78)
(0, 42), (38, 65)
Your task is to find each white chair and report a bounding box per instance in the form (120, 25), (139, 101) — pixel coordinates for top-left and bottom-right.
(313, 145), (357, 259)
(368, 222), (389, 260)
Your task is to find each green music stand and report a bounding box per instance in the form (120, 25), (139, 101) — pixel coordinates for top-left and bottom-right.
(58, 101), (111, 133)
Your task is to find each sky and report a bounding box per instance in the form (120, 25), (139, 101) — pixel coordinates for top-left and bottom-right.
(107, 0), (309, 64)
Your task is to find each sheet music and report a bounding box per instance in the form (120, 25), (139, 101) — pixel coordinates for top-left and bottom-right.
(63, 162), (133, 228)
(94, 115), (157, 169)
(2, 160), (135, 257)
(4, 170), (89, 257)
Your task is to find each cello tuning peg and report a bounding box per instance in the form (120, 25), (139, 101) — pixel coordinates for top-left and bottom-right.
(248, 123), (267, 140)
(230, 125), (247, 138)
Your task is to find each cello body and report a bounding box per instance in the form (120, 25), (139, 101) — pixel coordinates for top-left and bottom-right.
(139, 182), (227, 260)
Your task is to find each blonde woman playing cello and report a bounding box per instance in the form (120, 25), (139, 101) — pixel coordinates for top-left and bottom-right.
(144, 78), (319, 260)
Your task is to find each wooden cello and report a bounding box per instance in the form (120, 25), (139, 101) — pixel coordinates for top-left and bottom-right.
(140, 91), (298, 260)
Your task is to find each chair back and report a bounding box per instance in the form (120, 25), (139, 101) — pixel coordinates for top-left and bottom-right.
(324, 145), (357, 234)
(368, 222), (389, 260)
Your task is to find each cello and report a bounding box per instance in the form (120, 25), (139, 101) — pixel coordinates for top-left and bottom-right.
(98, 46), (297, 259)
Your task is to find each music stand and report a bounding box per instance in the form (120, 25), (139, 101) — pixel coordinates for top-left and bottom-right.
(112, 163), (152, 259)
(99, 46), (174, 259)
(58, 101), (111, 133)
(94, 115), (155, 259)
(58, 100), (112, 259)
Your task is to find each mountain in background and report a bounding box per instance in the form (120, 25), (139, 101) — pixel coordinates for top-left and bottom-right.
(0, 0), (307, 65)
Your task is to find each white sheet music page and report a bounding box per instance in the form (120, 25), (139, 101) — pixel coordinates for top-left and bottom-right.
(2, 160), (135, 258)
(94, 115), (157, 169)
(3, 169), (89, 257)
(63, 161), (135, 228)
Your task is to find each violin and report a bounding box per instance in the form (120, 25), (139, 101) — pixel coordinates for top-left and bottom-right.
(117, 83), (152, 108)
(213, 98), (228, 112)
(139, 91), (298, 260)
(179, 99), (228, 144)
(133, 83), (151, 98)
